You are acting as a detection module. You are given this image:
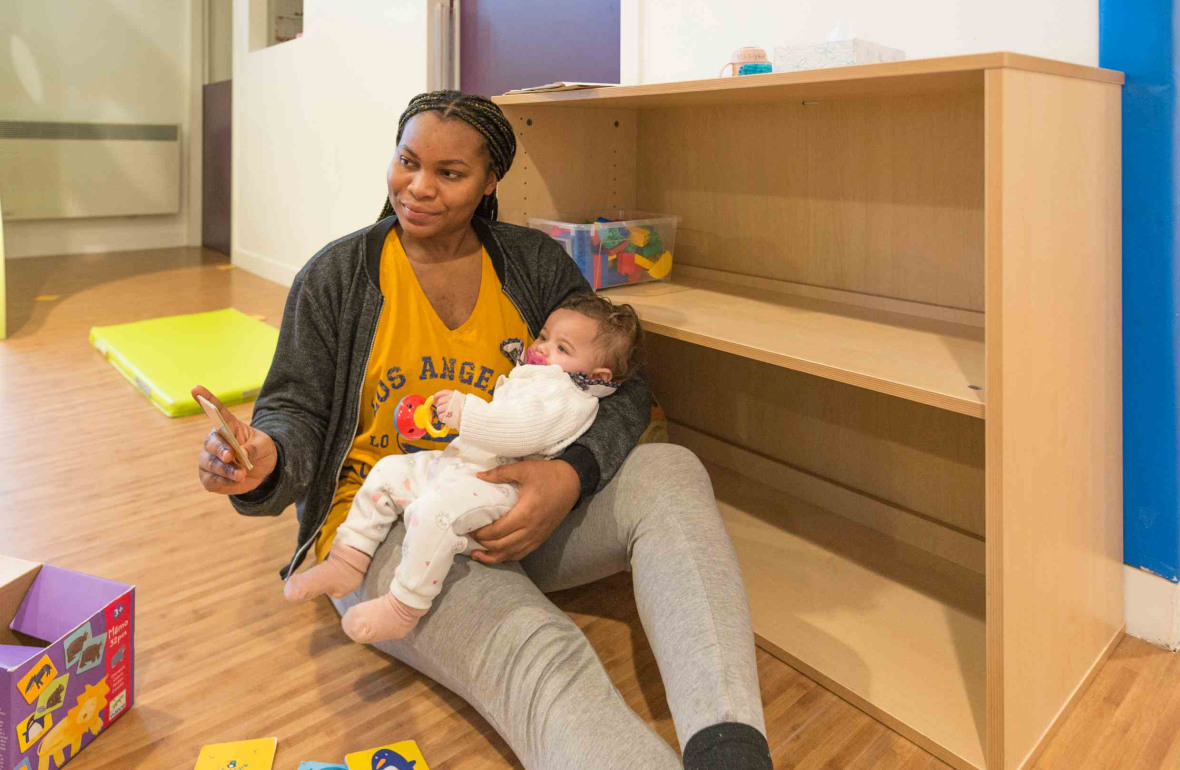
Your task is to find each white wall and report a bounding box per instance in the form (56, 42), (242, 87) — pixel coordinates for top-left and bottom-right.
(1126, 566), (1180, 650)
(621, 0), (1099, 84)
(1, 0), (203, 258)
(231, 0), (429, 285)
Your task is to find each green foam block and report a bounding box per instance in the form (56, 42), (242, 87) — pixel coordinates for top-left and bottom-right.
(89, 308), (278, 417)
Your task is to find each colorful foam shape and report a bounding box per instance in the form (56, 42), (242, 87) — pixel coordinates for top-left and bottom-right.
(298, 764), (348, 770)
(638, 238), (665, 258)
(648, 252), (674, 279)
(89, 307), (278, 417)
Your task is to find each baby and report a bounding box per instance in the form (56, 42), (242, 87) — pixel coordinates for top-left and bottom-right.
(284, 292), (643, 643)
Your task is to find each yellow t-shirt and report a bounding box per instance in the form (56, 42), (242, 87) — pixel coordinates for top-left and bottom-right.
(314, 228), (532, 562)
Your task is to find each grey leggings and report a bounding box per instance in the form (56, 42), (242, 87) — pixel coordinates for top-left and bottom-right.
(331, 444), (765, 769)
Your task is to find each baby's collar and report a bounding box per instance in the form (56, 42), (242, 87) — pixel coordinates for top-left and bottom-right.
(567, 371), (621, 397)
(499, 337), (622, 397)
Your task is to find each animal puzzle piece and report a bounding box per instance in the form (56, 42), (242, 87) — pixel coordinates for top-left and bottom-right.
(346, 740), (429, 770)
(37, 679), (109, 770)
(18, 656), (58, 704)
(27, 664), (52, 691)
(63, 624), (92, 668)
(35, 672), (70, 717)
(370, 749), (416, 770)
(75, 633), (107, 675)
(17, 711), (53, 753)
(66, 633), (89, 663)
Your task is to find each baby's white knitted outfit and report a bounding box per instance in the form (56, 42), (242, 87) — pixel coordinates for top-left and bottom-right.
(333, 363), (602, 610)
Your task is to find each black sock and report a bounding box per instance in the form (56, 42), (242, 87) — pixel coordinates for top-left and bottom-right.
(682, 722), (772, 770)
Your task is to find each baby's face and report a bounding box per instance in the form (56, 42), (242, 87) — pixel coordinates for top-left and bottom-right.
(529, 309), (613, 381)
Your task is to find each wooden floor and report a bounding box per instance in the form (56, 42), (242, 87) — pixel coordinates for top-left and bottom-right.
(0, 247), (1176, 770)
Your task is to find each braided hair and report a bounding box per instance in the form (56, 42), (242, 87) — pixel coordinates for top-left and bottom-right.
(378, 90), (517, 223)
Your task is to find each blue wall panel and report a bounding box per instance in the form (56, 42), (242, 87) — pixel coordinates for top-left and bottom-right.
(1101, 0), (1180, 580)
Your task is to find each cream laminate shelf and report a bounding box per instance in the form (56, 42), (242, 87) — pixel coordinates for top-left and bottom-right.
(603, 277), (985, 418)
(709, 463), (987, 770)
(493, 53), (1122, 109)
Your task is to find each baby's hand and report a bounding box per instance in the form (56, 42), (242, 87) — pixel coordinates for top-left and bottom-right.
(434, 390), (463, 429)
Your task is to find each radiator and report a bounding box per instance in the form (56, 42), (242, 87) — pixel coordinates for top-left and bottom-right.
(0, 121), (180, 221)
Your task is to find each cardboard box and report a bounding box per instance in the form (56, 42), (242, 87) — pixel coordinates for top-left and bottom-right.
(774, 39), (905, 73)
(0, 557), (135, 770)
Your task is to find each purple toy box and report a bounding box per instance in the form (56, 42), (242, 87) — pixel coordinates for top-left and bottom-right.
(0, 556), (134, 770)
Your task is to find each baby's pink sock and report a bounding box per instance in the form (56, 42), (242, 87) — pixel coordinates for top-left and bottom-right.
(283, 543), (371, 602)
(341, 592), (428, 643)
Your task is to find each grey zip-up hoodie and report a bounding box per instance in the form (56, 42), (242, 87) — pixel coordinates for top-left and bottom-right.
(229, 214), (651, 579)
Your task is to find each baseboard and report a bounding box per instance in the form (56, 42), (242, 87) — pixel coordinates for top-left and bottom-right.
(233, 246), (299, 288)
(4, 217), (189, 259)
(1125, 565), (1180, 650)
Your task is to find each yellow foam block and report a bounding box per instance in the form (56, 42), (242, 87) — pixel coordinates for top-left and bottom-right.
(89, 308), (278, 417)
(648, 251), (673, 279)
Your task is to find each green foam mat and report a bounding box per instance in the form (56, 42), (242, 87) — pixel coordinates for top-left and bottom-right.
(89, 308), (278, 417)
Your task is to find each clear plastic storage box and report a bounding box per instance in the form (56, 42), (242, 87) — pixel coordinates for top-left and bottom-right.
(528, 210), (679, 290)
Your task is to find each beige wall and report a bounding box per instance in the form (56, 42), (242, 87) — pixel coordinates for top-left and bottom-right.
(207, 0), (234, 83)
(231, 0), (429, 285)
(1, 0), (203, 258)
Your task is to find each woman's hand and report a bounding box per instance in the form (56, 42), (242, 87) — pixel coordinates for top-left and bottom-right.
(193, 385), (278, 496)
(469, 459), (580, 564)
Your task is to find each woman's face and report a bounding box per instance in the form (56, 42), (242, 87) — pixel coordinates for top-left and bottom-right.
(387, 112), (498, 239)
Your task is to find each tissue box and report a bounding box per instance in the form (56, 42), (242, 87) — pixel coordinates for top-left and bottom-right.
(774, 39), (904, 72)
(0, 557), (135, 770)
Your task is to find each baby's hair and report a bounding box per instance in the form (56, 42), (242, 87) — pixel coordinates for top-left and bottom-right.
(377, 90), (517, 222)
(557, 293), (645, 381)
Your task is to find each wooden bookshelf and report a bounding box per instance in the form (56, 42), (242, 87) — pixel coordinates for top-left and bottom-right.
(603, 276), (985, 418)
(494, 53), (1125, 770)
(494, 53), (1122, 109)
(708, 463), (987, 769)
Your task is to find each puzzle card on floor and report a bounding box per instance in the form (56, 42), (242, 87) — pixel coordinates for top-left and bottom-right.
(344, 740), (429, 770)
(297, 763), (347, 770)
(194, 737), (277, 770)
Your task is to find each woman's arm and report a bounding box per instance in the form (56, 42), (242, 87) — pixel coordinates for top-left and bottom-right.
(227, 262), (338, 516)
